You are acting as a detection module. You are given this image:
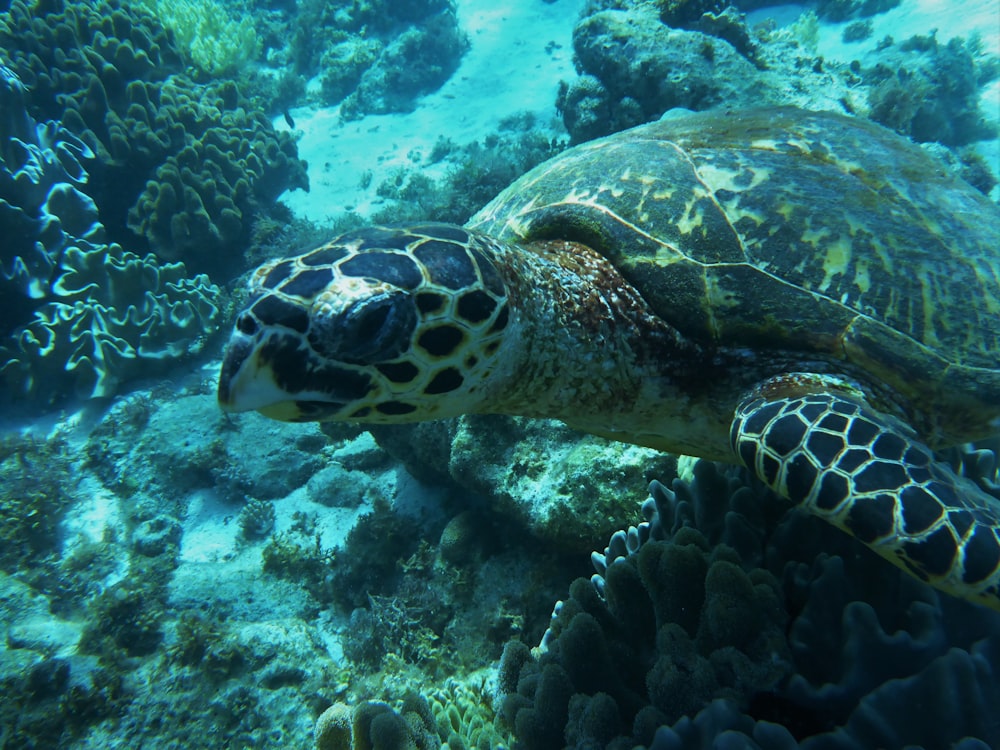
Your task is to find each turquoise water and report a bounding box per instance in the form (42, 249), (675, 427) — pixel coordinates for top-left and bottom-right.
(1, 0), (999, 748)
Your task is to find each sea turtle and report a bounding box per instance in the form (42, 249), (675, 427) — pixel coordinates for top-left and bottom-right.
(218, 107), (1000, 610)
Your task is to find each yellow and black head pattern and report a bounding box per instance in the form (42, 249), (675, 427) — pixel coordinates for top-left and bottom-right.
(218, 223), (511, 422)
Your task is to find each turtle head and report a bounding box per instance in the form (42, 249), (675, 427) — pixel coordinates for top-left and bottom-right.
(218, 223), (511, 422)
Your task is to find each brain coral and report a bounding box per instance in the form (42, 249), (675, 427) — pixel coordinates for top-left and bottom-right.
(0, 0), (308, 275)
(0, 63), (221, 406)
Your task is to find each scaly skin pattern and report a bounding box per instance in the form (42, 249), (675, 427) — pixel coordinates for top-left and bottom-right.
(219, 109), (1000, 611)
(219, 222), (738, 454)
(218, 224), (512, 422)
(732, 376), (1000, 611)
(218, 222), (1000, 611)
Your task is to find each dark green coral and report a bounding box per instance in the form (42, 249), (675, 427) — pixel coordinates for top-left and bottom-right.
(0, 433), (76, 574)
(865, 34), (999, 146)
(500, 458), (1000, 748)
(500, 524), (791, 749)
(0, 0), (308, 274)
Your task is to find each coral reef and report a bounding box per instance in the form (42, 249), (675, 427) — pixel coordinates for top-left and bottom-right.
(0, 0), (307, 406)
(863, 33), (999, 146)
(315, 701), (353, 750)
(0, 432), (76, 575)
(498, 460), (1000, 749)
(286, 0), (467, 115)
(553, 0), (1000, 155)
(557, 6), (771, 142)
(0, 63), (221, 406)
(239, 498), (277, 540)
(371, 415), (675, 552)
(339, 8), (469, 120)
(0, 398), (371, 748)
(315, 681), (510, 750)
(133, 0), (260, 74)
(1, 4), (997, 748)
(4, 401), (998, 750)
(427, 677), (512, 750)
(87, 393), (330, 507)
(314, 697), (441, 750)
(0, 0), (308, 275)
(500, 517), (791, 746)
(0, 573), (126, 748)
(365, 114), (566, 226)
(655, 0), (758, 60)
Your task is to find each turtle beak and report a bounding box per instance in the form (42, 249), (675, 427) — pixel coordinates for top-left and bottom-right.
(217, 335), (251, 410)
(218, 331), (346, 421)
(217, 333), (290, 414)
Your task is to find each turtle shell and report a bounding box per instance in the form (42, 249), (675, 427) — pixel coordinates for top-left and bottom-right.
(468, 107), (1000, 444)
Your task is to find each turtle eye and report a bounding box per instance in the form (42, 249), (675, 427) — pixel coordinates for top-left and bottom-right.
(310, 292), (417, 364)
(236, 313), (258, 336)
(353, 299), (393, 341)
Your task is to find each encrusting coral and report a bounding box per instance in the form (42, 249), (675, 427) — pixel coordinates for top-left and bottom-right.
(370, 415), (675, 552)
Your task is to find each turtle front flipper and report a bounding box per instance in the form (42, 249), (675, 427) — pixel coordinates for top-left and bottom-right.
(731, 375), (1000, 611)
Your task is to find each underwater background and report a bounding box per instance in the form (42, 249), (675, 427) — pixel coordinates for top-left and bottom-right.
(1, 0), (999, 748)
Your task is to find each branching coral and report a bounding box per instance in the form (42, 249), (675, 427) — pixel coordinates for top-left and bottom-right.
(238, 498), (277, 540)
(133, 0), (260, 75)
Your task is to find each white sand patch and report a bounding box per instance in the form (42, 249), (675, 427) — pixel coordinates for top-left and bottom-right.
(179, 485), (370, 565)
(811, 0), (1000, 59)
(179, 488), (243, 564)
(276, 0), (585, 224)
(280, 0), (998, 227)
(62, 475), (124, 547)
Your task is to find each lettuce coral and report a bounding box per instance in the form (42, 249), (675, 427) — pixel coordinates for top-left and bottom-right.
(0, 63), (220, 406)
(2, 246), (221, 402)
(0, 0), (307, 275)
